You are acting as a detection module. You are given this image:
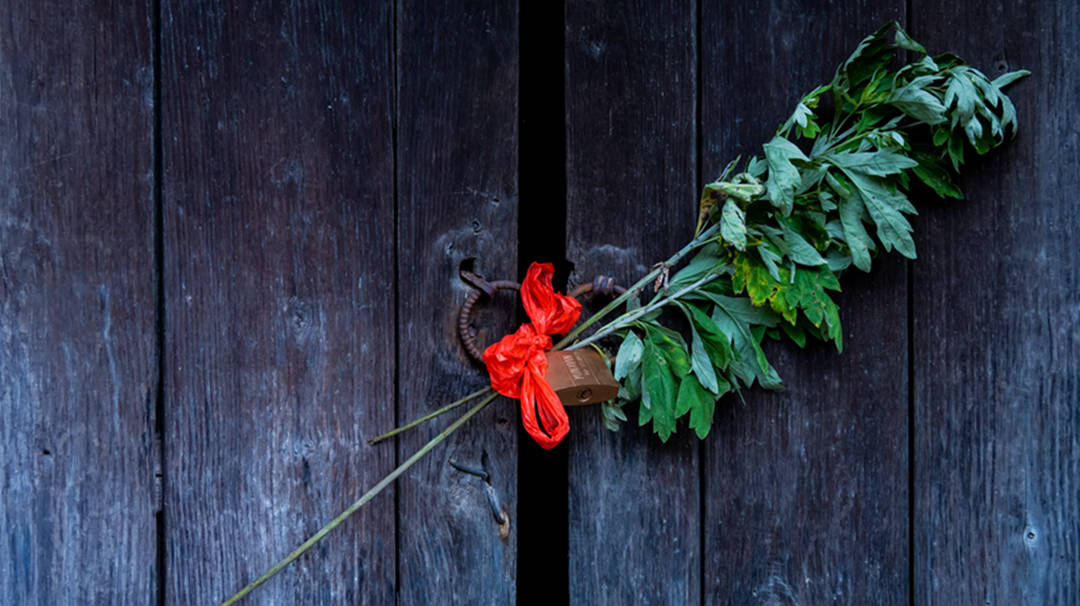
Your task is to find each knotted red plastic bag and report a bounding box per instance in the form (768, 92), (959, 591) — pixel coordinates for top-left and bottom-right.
(482, 262), (581, 449)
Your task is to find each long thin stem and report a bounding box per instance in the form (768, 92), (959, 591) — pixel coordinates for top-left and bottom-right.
(368, 386), (492, 445)
(567, 272), (721, 351)
(552, 223), (719, 350)
(219, 392), (500, 606)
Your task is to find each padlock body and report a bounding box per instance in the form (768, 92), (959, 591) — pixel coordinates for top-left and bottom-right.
(544, 349), (619, 407)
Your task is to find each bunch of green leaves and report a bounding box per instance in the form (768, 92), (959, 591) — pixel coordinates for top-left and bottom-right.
(596, 22), (1028, 442)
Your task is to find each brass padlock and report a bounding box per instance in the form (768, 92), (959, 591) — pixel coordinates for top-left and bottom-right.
(544, 349), (620, 407)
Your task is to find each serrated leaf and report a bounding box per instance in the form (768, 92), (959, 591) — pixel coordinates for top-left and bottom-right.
(747, 156), (767, 177)
(834, 23), (894, 94)
(778, 217), (827, 267)
(947, 132), (965, 170)
(647, 325), (691, 377)
(684, 303), (735, 371)
(838, 193), (875, 272)
(720, 199), (747, 251)
(758, 241), (784, 281)
(711, 300), (781, 388)
(676, 375), (714, 438)
(688, 321), (721, 395)
(601, 400), (627, 432)
(945, 71), (978, 128)
(838, 168), (918, 259)
(614, 331), (644, 381)
(764, 136), (809, 216)
(781, 267), (843, 351)
(887, 76), (947, 125)
(824, 149), (919, 177)
(690, 389), (719, 439)
(641, 337), (676, 440)
(911, 152), (964, 199)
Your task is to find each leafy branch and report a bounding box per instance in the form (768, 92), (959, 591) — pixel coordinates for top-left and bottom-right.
(596, 22), (1028, 441)
(220, 22), (1027, 603)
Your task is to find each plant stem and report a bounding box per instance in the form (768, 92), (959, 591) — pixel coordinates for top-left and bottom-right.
(219, 391), (500, 606)
(567, 272), (722, 351)
(552, 223), (719, 350)
(368, 387), (492, 445)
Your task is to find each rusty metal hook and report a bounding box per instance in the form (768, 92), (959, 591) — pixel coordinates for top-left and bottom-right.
(457, 269), (625, 363)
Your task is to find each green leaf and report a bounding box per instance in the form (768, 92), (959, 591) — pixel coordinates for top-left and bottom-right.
(780, 322), (807, 348)
(991, 69), (1030, 90)
(647, 325), (691, 377)
(947, 131), (965, 170)
(838, 167), (918, 259)
(781, 267), (843, 351)
(618, 362), (642, 401)
(704, 293), (781, 328)
(892, 23), (927, 55)
(614, 331), (644, 381)
(641, 337), (677, 440)
(668, 245), (723, 291)
(685, 303), (735, 371)
(711, 301), (782, 389)
(944, 70), (978, 127)
(758, 241), (784, 281)
(601, 404), (625, 432)
(963, 116), (984, 147)
(676, 375), (718, 439)
(833, 23), (894, 94)
(720, 199), (747, 251)
(777, 217), (827, 267)
(688, 320), (721, 395)
(824, 149), (919, 177)
(838, 193), (875, 272)
(689, 387), (720, 439)
(763, 136), (809, 216)
(638, 400), (652, 426)
(998, 94), (1019, 137)
(887, 76), (947, 125)
(911, 152), (964, 199)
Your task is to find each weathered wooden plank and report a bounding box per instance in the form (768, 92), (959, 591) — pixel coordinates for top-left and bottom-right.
(0, 2), (157, 604)
(700, 5), (910, 604)
(911, 3), (1080, 604)
(564, 2), (700, 603)
(395, 1), (519, 603)
(161, 3), (395, 603)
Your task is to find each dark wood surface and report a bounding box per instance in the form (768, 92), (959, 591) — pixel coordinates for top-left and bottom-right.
(395, 1), (520, 603)
(0, 3), (158, 605)
(564, 2), (701, 603)
(912, 2), (1080, 604)
(2, 1), (1077, 604)
(700, 4), (910, 605)
(161, 3), (396, 603)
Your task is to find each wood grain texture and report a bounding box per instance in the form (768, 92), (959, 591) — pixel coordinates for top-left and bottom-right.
(395, 1), (519, 603)
(700, 4), (910, 604)
(911, 3), (1080, 604)
(564, 2), (700, 603)
(0, 2), (157, 604)
(161, 3), (395, 603)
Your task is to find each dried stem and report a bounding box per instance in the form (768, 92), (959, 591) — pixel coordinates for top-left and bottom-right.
(220, 392), (499, 606)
